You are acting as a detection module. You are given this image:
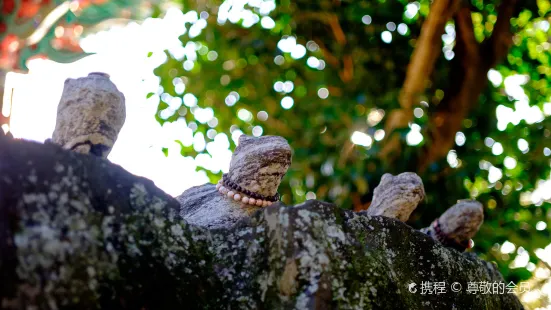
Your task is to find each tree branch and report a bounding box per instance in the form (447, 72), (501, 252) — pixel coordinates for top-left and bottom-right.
(418, 0), (519, 171)
(418, 7), (482, 171)
(298, 12), (347, 45)
(379, 0), (462, 159)
(482, 0), (518, 67)
(398, 0), (462, 111)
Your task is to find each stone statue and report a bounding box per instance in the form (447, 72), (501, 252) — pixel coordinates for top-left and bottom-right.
(47, 72), (126, 158)
(420, 200), (484, 251)
(365, 172), (484, 251)
(365, 172), (426, 222)
(177, 134), (292, 229)
(0, 73), (518, 309)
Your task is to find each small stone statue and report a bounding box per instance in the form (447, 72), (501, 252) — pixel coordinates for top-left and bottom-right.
(365, 172), (483, 252)
(420, 200), (484, 251)
(47, 72), (126, 158)
(365, 172), (426, 222)
(178, 135), (292, 229)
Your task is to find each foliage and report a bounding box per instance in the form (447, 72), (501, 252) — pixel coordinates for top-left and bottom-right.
(151, 0), (551, 286)
(0, 0), (151, 71)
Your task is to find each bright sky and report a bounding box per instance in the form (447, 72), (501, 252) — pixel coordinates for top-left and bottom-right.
(4, 9), (230, 197)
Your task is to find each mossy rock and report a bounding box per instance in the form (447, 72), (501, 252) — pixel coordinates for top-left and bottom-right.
(0, 137), (522, 309)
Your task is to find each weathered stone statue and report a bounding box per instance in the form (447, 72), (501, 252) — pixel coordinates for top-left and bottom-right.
(365, 172), (484, 251)
(365, 172), (426, 222)
(42, 73), (484, 250)
(48, 72), (126, 158)
(177, 134), (292, 229)
(421, 200), (484, 251)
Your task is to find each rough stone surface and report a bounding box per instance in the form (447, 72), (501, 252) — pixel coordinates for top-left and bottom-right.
(176, 184), (260, 229)
(179, 135), (292, 229)
(51, 72), (126, 158)
(366, 172), (426, 222)
(0, 138), (523, 309)
(422, 200), (484, 244)
(0, 138), (216, 309)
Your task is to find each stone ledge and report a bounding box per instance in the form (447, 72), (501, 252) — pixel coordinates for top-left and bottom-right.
(0, 137), (522, 309)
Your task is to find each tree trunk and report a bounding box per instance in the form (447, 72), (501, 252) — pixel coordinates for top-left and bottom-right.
(380, 0), (462, 160)
(380, 0), (518, 171)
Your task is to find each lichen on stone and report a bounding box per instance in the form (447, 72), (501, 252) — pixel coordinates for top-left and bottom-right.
(0, 138), (523, 309)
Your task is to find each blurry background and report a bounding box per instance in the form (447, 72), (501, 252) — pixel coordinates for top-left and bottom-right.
(1, 0), (551, 308)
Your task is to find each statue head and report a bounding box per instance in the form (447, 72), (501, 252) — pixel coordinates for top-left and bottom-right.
(51, 72), (125, 158)
(367, 172), (426, 222)
(437, 200), (484, 243)
(227, 135), (292, 198)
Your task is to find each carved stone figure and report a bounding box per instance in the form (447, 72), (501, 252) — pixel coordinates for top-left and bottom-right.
(0, 70), (518, 309)
(177, 134), (292, 229)
(49, 72), (126, 158)
(365, 172), (483, 251)
(365, 172), (426, 222)
(421, 200), (484, 251)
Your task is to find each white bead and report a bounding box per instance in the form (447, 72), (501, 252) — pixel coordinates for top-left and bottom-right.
(249, 198), (256, 205)
(227, 191), (235, 198)
(267, 201), (272, 206)
(216, 183), (221, 190)
(220, 186), (228, 194)
(242, 197), (249, 204)
(256, 200), (263, 206)
(234, 194), (241, 201)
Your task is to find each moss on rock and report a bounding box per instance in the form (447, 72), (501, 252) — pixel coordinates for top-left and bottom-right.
(0, 138), (522, 309)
